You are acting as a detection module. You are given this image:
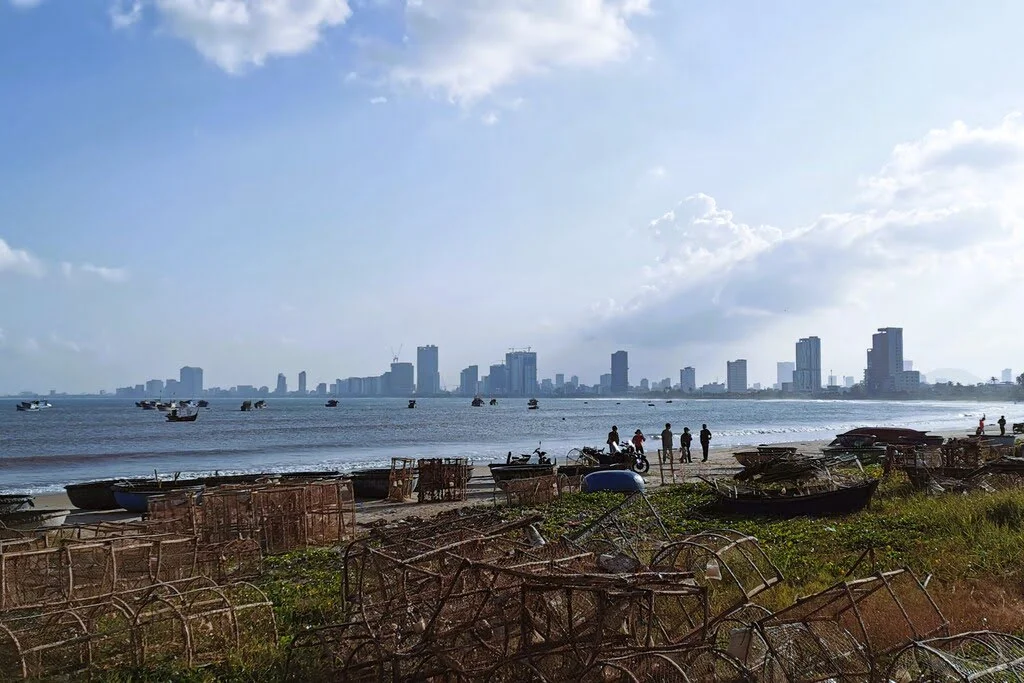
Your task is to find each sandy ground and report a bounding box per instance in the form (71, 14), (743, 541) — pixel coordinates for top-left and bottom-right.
(25, 437), (837, 529)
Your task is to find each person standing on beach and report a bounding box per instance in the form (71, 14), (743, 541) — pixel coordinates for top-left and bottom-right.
(631, 429), (646, 455)
(661, 423), (673, 463)
(699, 424), (712, 462)
(998, 415), (1007, 436)
(680, 427), (693, 463)
(607, 426), (620, 453)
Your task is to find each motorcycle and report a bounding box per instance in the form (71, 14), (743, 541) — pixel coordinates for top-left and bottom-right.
(580, 444), (649, 474)
(506, 447), (553, 465)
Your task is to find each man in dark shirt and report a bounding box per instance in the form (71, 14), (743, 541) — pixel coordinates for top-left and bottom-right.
(699, 424), (712, 462)
(680, 427), (693, 463)
(998, 415), (1007, 436)
(607, 426), (620, 452)
(660, 423), (673, 463)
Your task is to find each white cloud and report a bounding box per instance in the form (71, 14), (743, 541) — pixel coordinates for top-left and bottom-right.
(110, 0), (143, 29)
(646, 164), (667, 180)
(61, 262), (130, 283)
(599, 114), (1024, 350)
(369, 95), (387, 104)
(0, 238), (45, 277)
(150, 0), (352, 73)
(481, 111), (499, 125)
(9, 0), (44, 8)
(389, 0), (651, 103)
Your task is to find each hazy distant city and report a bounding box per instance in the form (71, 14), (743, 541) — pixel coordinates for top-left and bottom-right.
(12, 327), (1021, 402)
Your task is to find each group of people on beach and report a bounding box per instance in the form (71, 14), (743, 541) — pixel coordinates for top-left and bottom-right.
(606, 423), (712, 463)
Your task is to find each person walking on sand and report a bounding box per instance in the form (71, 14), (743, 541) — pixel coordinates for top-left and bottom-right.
(977, 414), (987, 436)
(699, 424), (712, 462)
(680, 427), (693, 463)
(661, 423), (674, 463)
(631, 429), (646, 455)
(998, 415), (1007, 436)
(607, 426), (620, 453)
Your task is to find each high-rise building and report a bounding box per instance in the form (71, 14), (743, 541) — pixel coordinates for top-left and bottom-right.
(145, 379), (164, 396)
(315, 382), (327, 396)
(599, 373), (612, 394)
(555, 373), (565, 389)
(827, 374), (838, 387)
(844, 376), (855, 388)
(389, 362), (415, 396)
(776, 362), (795, 388)
(903, 361), (914, 372)
(640, 378), (650, 392)
(275, 373), (287, 395)
(417, 345), (440, 395)
(459, 365), (479, 396)
(794, 336), (821, 393)
(680, 367), (696, 393)
(1002, 368), (1013, 383)
(165, 378), (181, 396)
(726, 360), (748, 393)
(489, 364), (508, 395)
(505, 350), (538, 397)
(865, 327), (904, 395)
(298, 371), (307, 395)
(179, 366), (203, 397)
(610, 350), (628, 395)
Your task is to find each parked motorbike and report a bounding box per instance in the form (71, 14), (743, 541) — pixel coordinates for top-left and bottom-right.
(580, 444), (649, 474)
(506, 447), (553, 465)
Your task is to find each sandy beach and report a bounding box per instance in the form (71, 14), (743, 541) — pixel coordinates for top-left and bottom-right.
(26, 436), (841, 528)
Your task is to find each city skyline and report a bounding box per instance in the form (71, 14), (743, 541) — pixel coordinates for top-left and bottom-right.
(25, 323), (1016, 398)
(3, 3), (1024, 394)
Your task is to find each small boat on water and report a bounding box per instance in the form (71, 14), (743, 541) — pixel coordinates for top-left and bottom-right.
(326, 399), (339, 407)
(712, 479), (880, 518)
(241, 400), (253, 411)
(16, 400), (51, 412)
(166, 409), (199, 422)
(0, 495), (33, 515)
(408, 400), (417, 409)
(136, 400), (157, 410)
(472, 396), (485, 407)
(197, 400), (209, 408)
(489, 398), (497, 406)
(0, 508), (70, 530)
(255, 400), (267, 409)
(527, 398), (539, 410)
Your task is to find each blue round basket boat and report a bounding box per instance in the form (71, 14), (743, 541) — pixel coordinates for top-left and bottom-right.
(581, 470), (645, 493)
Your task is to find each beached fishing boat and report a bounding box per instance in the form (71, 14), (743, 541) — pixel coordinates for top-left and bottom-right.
(821, 433), (888, 464)
(557, 463), (627, 478)
(348, 469), (391, 499)
(488, 463), (556, 484)
(732, 445), (801, 468)
(0, 508), (70, 530)
(0, 495), (33, 515)
(111, 484), (204, 513)
(843, 427), (943, 447)
(65, 479), (149, 510)
(713, 479), (879, 518)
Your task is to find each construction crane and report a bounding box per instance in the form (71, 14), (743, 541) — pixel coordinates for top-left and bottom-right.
(390, 344), (403, 364)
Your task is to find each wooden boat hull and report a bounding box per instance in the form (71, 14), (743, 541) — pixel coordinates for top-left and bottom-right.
(557, 464), (627, 478)
(112, 485), (204, 513)
(1, 509), (70, 530)
(489, 464), (556, 484)
(733, 452), (781, 468)
(715, 480), (879, 518)
(843, 427), (943, 447)
(349, 468), (393, 500)
(0, 495), (33, 515)
(66, 479), (148, 510)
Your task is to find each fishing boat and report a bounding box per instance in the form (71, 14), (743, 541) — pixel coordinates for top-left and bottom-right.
(349, 468), (395, 500)
(488, 463), (556, 484)
(0, 508), (70, 530)
(527, 398), (539, 410)
(489, 398), (498, 406)
(557, 463), (627, 478)
(254, 400), (267, 409)
(111, 483), (204, 513)
(165, 409), (198, 422)
(712, 479), (879, 518)
(0, 495), (33, 515)
(842, 427), (943, 447)
(240, 400), (253, 411)
(136, 400), (157, 410)
(325, 399), (339, 407)
(156, 401), (176, 412)
(821, 433), (888, 463)
(197, 400), (209, 408)
(472, 396), (485, 407)
(65, 479), (148, 510)
(733, 445), (801, 468)
(15, 400), (51, 412)
(408, 400), (417, 409)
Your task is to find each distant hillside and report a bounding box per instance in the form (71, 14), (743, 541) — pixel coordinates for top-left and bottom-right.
(926, 368), (987, 385)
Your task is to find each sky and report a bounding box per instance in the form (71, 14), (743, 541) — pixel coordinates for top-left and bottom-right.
(2, 0), (1024, 393)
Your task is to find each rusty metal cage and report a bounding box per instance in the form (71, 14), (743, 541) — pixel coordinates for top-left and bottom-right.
(417, 458), (469, 503)
(387, 458), (417, 502)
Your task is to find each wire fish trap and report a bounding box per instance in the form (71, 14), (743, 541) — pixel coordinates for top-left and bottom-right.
(886, 630), (1024, 682)
(417, 458), (469, 503)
